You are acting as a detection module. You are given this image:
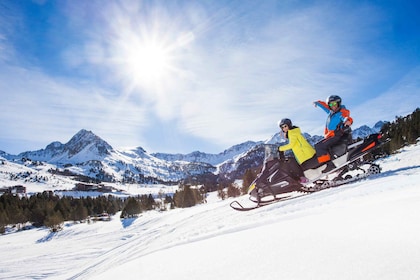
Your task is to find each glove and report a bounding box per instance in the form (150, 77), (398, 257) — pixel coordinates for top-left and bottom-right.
(342, 125), (352, 134)
(278, 150), (285, 161)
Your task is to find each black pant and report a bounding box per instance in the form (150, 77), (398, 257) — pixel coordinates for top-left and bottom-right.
(315, 134), (344, 163)
(280, 157), (304, 180)
(301, 155), (321, 171)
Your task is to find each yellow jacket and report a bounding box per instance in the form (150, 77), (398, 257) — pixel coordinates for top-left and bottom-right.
(278, 127), (316, 164)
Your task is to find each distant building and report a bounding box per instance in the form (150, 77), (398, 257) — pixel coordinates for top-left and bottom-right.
(0, 185), (26, 194)
(74, 183), (114, 193)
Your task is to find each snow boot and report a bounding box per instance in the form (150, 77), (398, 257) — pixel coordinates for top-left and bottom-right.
(300, 177), (309, 183)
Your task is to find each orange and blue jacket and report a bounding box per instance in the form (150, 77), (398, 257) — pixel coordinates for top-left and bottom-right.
(314, 100), (353, 139)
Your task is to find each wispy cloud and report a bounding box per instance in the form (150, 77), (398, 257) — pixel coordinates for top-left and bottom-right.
(0, 64), (149, 150)
(0, 0), (419, 154)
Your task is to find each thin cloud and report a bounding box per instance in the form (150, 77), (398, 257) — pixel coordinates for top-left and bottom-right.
(169, 2), (392, 145)
(0, 1), (419, 154)
(0, 64), (149, 151)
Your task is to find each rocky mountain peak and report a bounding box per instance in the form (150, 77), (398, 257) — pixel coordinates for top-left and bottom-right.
(63, 129), (113, 158)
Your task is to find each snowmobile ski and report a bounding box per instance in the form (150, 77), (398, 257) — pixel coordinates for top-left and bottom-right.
(230, 194), (296, 211)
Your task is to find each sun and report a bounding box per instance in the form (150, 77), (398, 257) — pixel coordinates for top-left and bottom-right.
(109, 26), (178, 93)
(105, 9), (194, 93)
(125, 40), (172, 89)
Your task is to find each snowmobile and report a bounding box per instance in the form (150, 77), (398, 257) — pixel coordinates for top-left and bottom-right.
(230, 132), (389, 211)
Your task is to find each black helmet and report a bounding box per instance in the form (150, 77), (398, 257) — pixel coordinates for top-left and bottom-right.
(278, 118), (292, 129)
(326, 95), (341, 107)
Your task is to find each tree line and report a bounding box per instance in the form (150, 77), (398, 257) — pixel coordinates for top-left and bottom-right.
(0, 184), (207, 233)
(0, 192), (125, 233)
(378, 108), (420, 155)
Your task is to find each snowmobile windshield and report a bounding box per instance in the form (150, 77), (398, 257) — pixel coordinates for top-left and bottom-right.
(264, 144), (279, 162)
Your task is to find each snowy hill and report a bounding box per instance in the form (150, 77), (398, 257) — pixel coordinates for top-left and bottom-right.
(0, 143), (419, 279)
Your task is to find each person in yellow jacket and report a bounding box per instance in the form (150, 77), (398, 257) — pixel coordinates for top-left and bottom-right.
(278, 118), (316, 183)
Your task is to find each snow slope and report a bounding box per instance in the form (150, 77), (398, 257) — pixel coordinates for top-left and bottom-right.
(1, 143), (420, 280)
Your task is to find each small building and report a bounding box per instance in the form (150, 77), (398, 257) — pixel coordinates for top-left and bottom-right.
(0, 185), (26, 194)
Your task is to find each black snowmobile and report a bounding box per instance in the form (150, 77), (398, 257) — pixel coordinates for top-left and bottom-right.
(230, 132), (388, 211)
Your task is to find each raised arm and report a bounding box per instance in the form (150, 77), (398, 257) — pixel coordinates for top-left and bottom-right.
(313, 100), (330, 114)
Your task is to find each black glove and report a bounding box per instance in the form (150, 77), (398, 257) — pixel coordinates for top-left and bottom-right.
(342, 125), (352, 134)
(278, 150), (285, 161)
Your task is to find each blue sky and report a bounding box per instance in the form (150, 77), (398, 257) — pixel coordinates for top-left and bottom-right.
(0, 0), (419, 155)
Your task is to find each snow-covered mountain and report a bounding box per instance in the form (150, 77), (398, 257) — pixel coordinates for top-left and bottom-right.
(265, 131), (324, 147)
(152, 140), (261, 166)
(1, 129), (216, 184)
(0, 122), (387, 187)
(15, 129), (113, 163)
(352, 121), (387, 139)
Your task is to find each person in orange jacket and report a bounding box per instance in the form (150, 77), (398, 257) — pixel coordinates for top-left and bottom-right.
(313, 95), (353, 173)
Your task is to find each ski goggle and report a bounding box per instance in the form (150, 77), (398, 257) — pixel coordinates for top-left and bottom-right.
(328, 101), (338, 107)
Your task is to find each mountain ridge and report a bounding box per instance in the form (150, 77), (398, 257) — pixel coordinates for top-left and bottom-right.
(0, 121), (386, 185)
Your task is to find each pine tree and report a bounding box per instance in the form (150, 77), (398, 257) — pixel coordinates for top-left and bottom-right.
(71, 200), (88, 222)
(180, 185), (196, 208)
(217, 184), (226, 200)
(173, 184), (204, 208)
(0, 210), (8, 234)
(44, 211), (64, 232)
(242, 169), (257, 194)
(380, 108), (420, 154)
(227, 183), (241, 198)
(121, 197), (141, 218)
(54, 199), (71, 221)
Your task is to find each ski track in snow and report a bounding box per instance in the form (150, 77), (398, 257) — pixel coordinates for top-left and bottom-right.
(0, 144), (420, 279)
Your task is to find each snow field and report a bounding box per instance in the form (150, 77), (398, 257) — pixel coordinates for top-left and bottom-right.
(0, 143), (419, 279)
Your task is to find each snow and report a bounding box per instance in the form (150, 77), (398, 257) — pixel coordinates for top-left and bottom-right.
(1, 144), (420, 280)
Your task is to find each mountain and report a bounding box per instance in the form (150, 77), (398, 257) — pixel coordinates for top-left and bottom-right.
(0, 122), (387, 187)
(152, 140), (261, 166)
(352, 121), (388, 139)
(15, 129), (113, 164)
(265, 131), (324, 147)
(1, 129), (218, 184)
